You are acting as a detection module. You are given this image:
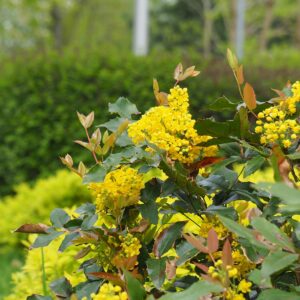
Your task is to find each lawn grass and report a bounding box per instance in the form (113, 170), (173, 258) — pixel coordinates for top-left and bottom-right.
(0, 247), (24, 299)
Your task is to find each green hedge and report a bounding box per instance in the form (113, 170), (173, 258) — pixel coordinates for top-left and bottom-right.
(1, 51), (300, 195)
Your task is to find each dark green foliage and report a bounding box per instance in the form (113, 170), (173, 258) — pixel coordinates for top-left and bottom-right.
(1, 51), (300, 195)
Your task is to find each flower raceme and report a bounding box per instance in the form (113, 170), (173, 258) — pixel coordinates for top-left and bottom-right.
(89, 166), (145, 218)
(90, 283), (128, 300)
(128, 86), (217, 163)
(255, 81), (300, 148)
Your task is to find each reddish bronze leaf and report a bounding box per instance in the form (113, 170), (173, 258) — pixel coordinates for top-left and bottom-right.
(166, 259), (177, 280)
(130, 219), (149, 233)
(14, 223), (49, 234)
(237, 65), (244, 85)
(243, 83), (257, 110)
(207, 228), (219, 253)
(183, 233), (209, 253)
(222, 239), (233, 267)
(74, 246), (91, 260)
(194, 262), (209, 273)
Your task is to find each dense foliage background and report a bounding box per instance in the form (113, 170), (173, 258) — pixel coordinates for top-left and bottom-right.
(2, 52), (300, 195)
(2, 0), (300, 298)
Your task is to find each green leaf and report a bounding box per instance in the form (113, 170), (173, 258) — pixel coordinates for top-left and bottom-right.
(261, 250), (298, 277)
(257, 289), (300, 300)
(248, 269), (272, 289)
(139, 201), (158, 225)
(124, 269), (146, 300)
(207, 96), (237, 111)
(159, 281), (223, 300)
(196, 118), (239, 139)
(75, 280), (102, 300)
(251, 217), (295, 252)
(176, 241), (199, 266)
(99, 117), (127, 131)
(27, 296), (52, 300)
(206, 205), (238, 220)
(153, 221), (186, 257)
(286, 152), (300, 160)
(108, 97), (139, 118)
(49, 277), (73, 298)
(50, 208), (70, 228)
(31, 231), (64, 248)
(219, 217), (268, 250)
(146, 258), (167, 289)
(59, 232), (80, 252)
(269, 154), (282, 182)
(239, 106), (250, 139)
(82, 165), (107, 184)
(139, 182), (160, 224)
(256, 182), (300, 214)
(244, 156), (265, 177)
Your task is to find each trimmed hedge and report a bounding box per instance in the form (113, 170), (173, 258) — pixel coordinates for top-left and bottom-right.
(0, 170), (92, 246)
(1, 51), (300, 195)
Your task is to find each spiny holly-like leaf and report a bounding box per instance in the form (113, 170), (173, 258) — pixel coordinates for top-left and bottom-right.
(153, 222), (186, 257)
(50, 208), (70, 228)
(49, 277), (73, 298)
(146, 258), (167, 289)
(159, 281), (223, 300)
(108, 97), (139, 118)
(31, 231), (64, 248)
(14, 223), (49, 234)
(124, 269), (146, 300)
(243, 82), (257, 110)
(244, 156), (265, 177)
(261, 250), (298, 277)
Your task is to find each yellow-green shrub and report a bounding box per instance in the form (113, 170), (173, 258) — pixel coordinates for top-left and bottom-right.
(4, 236), (86, 300)
(0, 170), (92, 246)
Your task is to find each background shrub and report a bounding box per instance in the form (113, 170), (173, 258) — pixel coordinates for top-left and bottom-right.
(0, 170), (92, 246)
(1, 51), (300, 195)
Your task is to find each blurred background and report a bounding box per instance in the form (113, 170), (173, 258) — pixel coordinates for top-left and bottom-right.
(1, 0), (300, 297)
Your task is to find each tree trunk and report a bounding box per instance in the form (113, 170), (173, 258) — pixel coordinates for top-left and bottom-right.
(202, 0), (213, 58)
(259, 0), (274, 52)
(295, 0), (300, 48)
(51, 2), (62, 51)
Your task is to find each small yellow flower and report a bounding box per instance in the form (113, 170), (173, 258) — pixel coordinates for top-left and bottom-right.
(238, 279), (252, 293)
(228, 267), (238, 278)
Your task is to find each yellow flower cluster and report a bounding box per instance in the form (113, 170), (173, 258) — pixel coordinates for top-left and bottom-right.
(119, 234), (142, 258)
(128, 86), (217, 164)
(255, 81), (300, 148)
(97, 233), (141, 271)
(89, 166), (145, 217)
(198, 215), (228, 239)
(280, 81), (300, 114)
(91, 283), (128, 300)
(208, 259), (252, 300)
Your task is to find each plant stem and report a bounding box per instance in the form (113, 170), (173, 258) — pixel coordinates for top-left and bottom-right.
(41, 247), (48, 296)
(85, 127), (99, 164)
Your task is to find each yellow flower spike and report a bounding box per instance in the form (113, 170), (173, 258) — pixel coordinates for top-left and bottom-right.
(128, 86), (217, 164)
(89, 166), (144, 218)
